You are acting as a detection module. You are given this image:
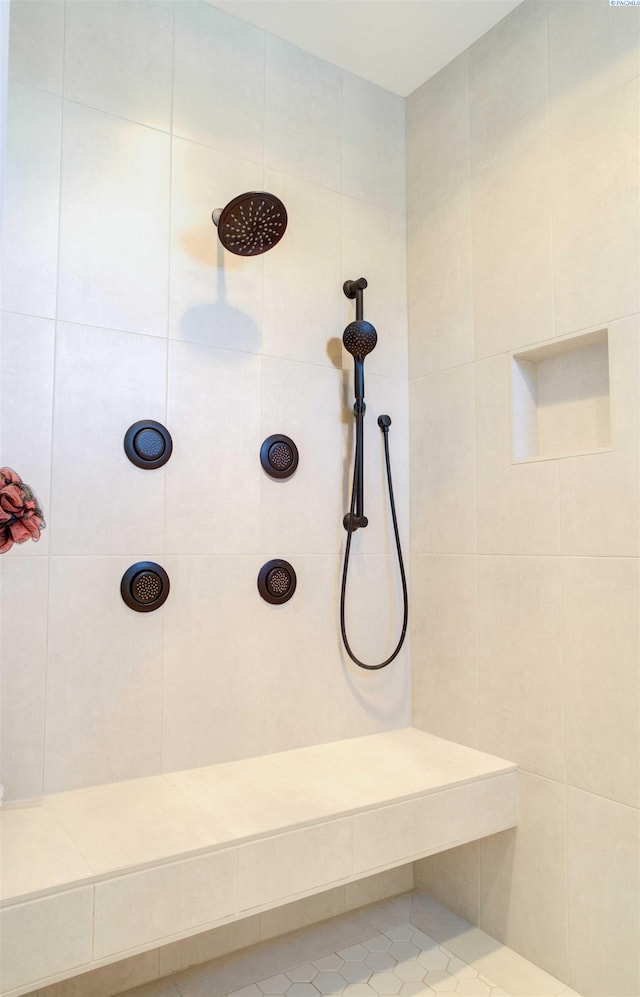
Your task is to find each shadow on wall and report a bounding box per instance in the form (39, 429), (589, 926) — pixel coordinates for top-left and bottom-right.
(179, 237), (260, 353)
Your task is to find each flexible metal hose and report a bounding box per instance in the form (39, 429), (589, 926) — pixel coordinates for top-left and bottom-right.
(340, 419), (408, 670)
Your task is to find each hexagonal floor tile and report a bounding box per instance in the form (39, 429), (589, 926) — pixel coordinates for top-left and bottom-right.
(286, 985), (319, 997)
(446, 958), (478, 981)
(313, 955), (345, 973)
(410, 929), (439, 950)
(340, 962), (371, 984)
(257, 973), (293, 994)
(286, 964), (319, 984)
(385, 924), (416, 942)
(454, 979), (493, 996)
(338, 945), (370, 962)
(363, 935), (393, 953)
(394, 960), (427, 983)
(424, 970), (458, 992)
(389, 941), (420, 961)
(417, 949), (449, 972)
(342, 985), (377, 996)
(313, 971), (347, 994)
(367, 971), (402, 994)
(364, 952), (396, 973)
(399, 983), (434, 996)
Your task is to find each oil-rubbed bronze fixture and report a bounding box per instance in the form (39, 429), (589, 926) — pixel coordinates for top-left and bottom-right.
(124, 421), (172, 470)
(212, 192), (287, 256)
(257, 559), (296, 605)
(260, 434), (299, 479)
(121, 561), (170, 613)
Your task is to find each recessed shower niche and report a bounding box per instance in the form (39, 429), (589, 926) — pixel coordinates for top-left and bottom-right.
(511, 329), (612, 462)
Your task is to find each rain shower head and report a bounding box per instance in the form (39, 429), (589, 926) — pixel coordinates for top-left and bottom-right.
(212, 191), (287, 256)
(343, 320), (378, 358)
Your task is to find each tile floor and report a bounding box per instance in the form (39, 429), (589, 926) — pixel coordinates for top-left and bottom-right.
(119, 894), (581, 997)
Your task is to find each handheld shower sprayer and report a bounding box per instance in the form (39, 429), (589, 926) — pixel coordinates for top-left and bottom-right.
(340, 278), (408, 670)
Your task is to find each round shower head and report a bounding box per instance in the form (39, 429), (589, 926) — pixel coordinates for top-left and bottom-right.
(212, 192), (287, 256)
(343, 320), (378, 357)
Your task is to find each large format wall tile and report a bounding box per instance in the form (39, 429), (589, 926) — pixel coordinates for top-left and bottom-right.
(50, 323), (167, 556)
(547, 0), (640, 126)
(560, 315), (640, 557)
(477, 556), (564, 782)
(469, 1), (548, 174)
(259, 357), (343, 555)
(265, 36), (341, 191)
(406, 52), (470, 209)
(1, 82), (61, 318)
(411, 554), (478, 747)
(262, 171), (344, 369)
(165, 341), (261, 555)
(550, 79), (639, 337)
(8, 0), (64, 94)
(44, 556), (164, 793)
(341, 197), (408, 382)
(471, 135), (553, 359)
(57, 102), (170, 336)
(342, 72), (405, 214)
(173, 2), (265, 163)
(410, 365), (476, 554)
(0, 886), (93, 992)
(0, 312), (54, 556)
(0, 556), (48, 801)
(475, 354), (561, 554)
(408, 182), (473, 379)
(480, 772), (568, 983)
(64, 1), (173, 131)
(563, 556), (640, 808)
(169, 137), (264, 352)
(567, 789), (640, 997)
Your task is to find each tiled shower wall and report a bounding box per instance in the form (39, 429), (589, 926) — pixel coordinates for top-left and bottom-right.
(0, 0), (410, 801)
(408, 4), (640, 997)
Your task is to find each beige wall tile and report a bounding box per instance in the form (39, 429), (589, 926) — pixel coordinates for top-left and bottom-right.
(408, 182), (474, 378)
(259, 889), (347, 943)
(341, 72), (405, 214)
(345, 866), (414, 911)
(550, 79), (640, 337)
(159, 915), (261, 976)
(560, 316), (640, 557)
(475, 354), (561, 554)
(58, 102), (170, 337)
(265, 36), (341, 191)
(94, 848), (238, 959)
(8, 0), (64, 93)
(407, 53), (470, 208)
(341, 198), (408, 382)
(64, 1), (173, 131)
(567, 788), (640, 997)
(411, 555), (478, 747)
(1, 82), (61, 318)
(563, 557), (640, 807)
(471, 136), (553, 360)
(410, 365), (476, 554)
(469, 1), (548, 173)
(477, 556), (565, 782)
(0, 557), (48, 801)
(165, 341), (261, 555)
(548, 0), (640, 126)
(480, 771), (568, 983)
(169, 137), (263, 352)
(0, 805), (91, 901)
(173, 2), (265, 163)
(238, 820), (352, 910)
(37, 950), (160, 997)
(353, 793), (450, 874)
(44, 556), (163, 794)
(0, 886), (94, 992)
(0, 313), (54, 559)
(262, 171), (344, 369)
(415, 841), (480, 925)
(50, 323), (167, 556)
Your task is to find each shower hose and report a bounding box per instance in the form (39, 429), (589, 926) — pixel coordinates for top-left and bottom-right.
(340, 416), (408, 670)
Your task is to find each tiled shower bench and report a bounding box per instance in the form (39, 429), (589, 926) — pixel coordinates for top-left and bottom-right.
(0, 728), (518, 996)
